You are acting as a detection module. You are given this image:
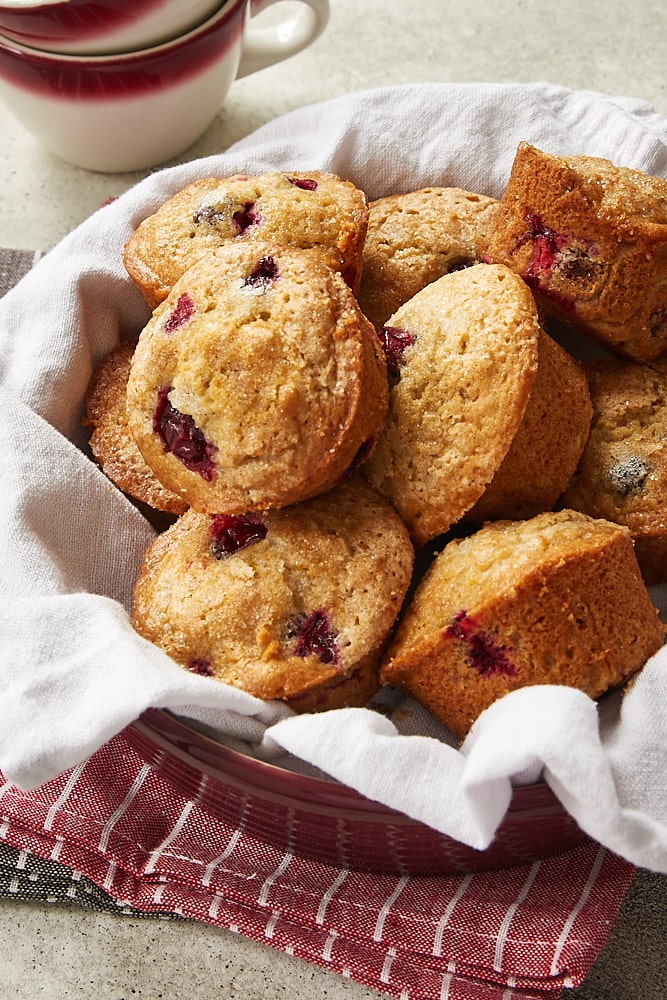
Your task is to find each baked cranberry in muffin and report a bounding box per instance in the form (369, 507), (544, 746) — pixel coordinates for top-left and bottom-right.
(132, 476), (414, 711)
(362, 263), (542, 546)
(82, 340), (188, 518)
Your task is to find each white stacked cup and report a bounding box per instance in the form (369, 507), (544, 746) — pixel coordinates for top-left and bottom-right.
(0, 0), (329, 171)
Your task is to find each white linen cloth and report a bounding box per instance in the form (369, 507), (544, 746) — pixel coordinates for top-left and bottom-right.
(1, 82), (666, 871)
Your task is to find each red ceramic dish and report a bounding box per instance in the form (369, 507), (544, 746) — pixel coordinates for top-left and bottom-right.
(131, 708), (589, 875)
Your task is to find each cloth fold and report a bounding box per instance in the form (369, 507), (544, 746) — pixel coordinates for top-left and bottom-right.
(0, 82), (666, 875)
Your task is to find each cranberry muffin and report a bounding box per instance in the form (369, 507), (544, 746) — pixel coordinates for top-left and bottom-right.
(357, 186), (499, 330)
(486, 142), (667, 362)
(462, 328), (593, 525)
(362, 263), (542, 546)
(381, 509), (665, 740)
(132, 476), (414, 711)
(561, 356), (667, 584)
(126, 242), (388, 515)
(123, 170), (369, 308)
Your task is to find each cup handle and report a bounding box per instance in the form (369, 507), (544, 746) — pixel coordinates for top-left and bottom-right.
(237, 0), (329, 77)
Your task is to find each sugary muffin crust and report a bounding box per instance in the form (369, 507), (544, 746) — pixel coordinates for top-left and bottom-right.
(380, 509), (666, 739)
(462, 328), (593, 524)
(132, 476), (414, 711)
(486, 142), (667, 362)
(561, 356), (667, 583)
(363, 262), (541, 546)
(357, 186), (499, 330)
(126, 242), (388, 515)
(123, 170), (369, 308)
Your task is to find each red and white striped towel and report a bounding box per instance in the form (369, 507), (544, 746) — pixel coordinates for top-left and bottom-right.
(0, 723), (634, 1000)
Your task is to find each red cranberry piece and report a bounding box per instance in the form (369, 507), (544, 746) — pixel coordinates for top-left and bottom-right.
(232, 201), (260, 234)
(287, 177), (318, 191)
(164, 292), (195, 333)
(209, 513), (268, 558)
(153, 387), (215, 481)
(444, 610), (517, 678)
(513, 211), (569, 272)
(378, 326), (415, 376)
(512, 211), (566, 280)
(243, 255), (279, 288)
(291, 609), (339, 665)
(188, 658), (215, 677)
(510, 211), (578, 310)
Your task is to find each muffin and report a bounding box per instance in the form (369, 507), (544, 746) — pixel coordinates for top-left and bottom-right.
(381, 509), (666, 740)
(126, 242), (388, 515)
(132, 476), (414, 711)
(486, 142), (667, 362)
(82, 340), (188, 517)
(357, 186), (499, 330)
(362, 262), (542, 547)
(462, 328), (593, 525)
(123, 170), (369, 308)
(561, 356), (667, 584)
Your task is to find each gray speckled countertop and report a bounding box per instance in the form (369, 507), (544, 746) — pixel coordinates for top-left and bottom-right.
(0, 1), (666, 997)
